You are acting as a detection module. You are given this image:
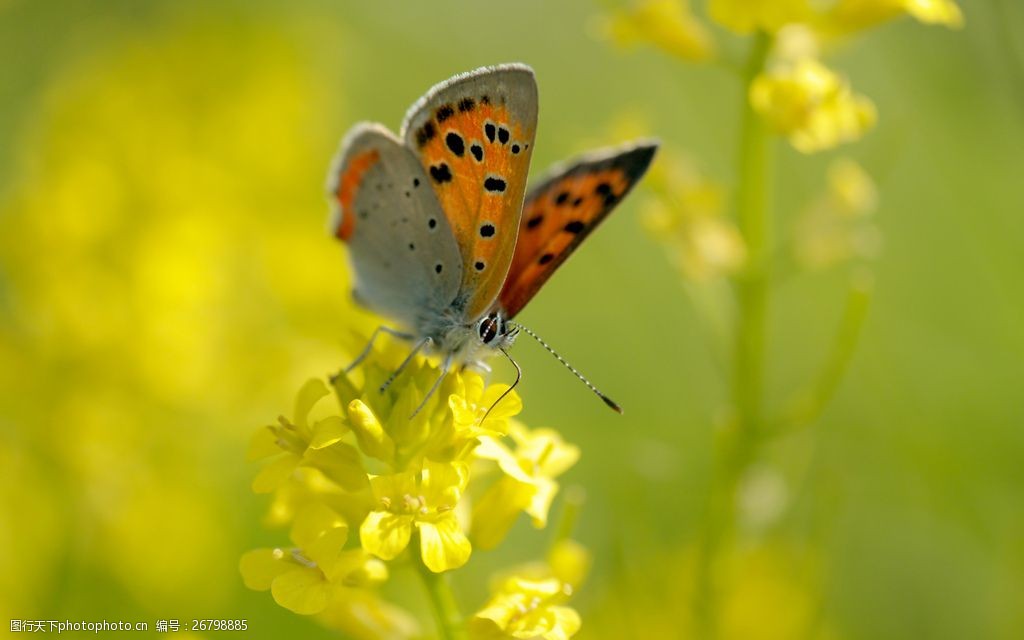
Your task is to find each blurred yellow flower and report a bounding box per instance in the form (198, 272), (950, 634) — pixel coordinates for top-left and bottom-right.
(709, 0), (812, 34)
(360, 460), (472, 572)
(595, 0), (716, 62)
(470, 576), (581, 640)
(641, 150), (746, 281)
(585, 543), (832, 640)
(750, 57), (877, 153)
(794, 158), (882, 268)
(0, 17), (351, 616)
(471, 423), (580, 549)
(821, 0), (964, 35)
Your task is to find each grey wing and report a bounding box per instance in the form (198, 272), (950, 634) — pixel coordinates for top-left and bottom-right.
(327, 122), (463, 331)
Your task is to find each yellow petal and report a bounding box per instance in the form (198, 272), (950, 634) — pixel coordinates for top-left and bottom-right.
(251, 453), (300, 493)
(471, 476), (535, 550)
(359, 510), (413, 560)
(238, 548), (289, 591)
(347, 399), (395, 460)
(475, 437), (532, 483)
(317, 588), (421, 640)
(290, 503), (348, 557)
(293, 378), (329, 430)
(602, 0), (716, 62)
(270, 566), (331, 615)
(302, 442), (368, 492)
(479, 383), (522, 426)
(526, 478), (559, 528)
(449, 394), (478, 426)
(369, 469), (418, 502)
(417, 514), (471, 572)
(308, 415), (348, 450)
(546, 606), (582, 640)
(422, 459), (469, 501)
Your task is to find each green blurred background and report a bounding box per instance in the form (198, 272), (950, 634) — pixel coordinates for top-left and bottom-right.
(1, 0), (1022, 638)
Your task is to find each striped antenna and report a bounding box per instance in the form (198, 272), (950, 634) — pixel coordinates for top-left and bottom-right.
(508, 322), (623, 414)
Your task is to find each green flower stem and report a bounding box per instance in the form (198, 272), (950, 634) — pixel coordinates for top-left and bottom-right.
(772, 272), (873, 433)
(552, 485), (585, 546)
(695, 31), (774, 640)
(414, 539), (466, 640)
(733, 30), (774, 438)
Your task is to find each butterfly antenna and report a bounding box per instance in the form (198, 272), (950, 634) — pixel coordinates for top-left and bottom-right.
(507, 322), (623, 414)
(479, 347), (522, 426)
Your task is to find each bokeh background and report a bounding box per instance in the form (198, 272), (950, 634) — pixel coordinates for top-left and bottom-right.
(2, 0), (1022, 638)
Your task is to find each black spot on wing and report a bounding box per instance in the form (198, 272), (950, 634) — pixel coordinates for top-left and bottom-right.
(484, 176), (507, 193)
(511, 143), (521, 154)
(430, 163), (453, 184)
(538, 253), (554, 265)
(564, 220), (585, 234)
(497, 126), (510, 144)
(436, 104), (454, 123)
(526, 214), (544, 229)
(416, 122), (436, 147)
(484, 122), (496, 143)
(474, 260), (485, 271)
(555, 191), (570, 205)
(458, 97), (475, 112)
(445, 132), (465, 157)
(470, 144), (484, 162)
(480, 223), (496, 238)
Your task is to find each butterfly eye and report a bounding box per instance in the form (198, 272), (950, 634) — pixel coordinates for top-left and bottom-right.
(477, 314), (500, 344)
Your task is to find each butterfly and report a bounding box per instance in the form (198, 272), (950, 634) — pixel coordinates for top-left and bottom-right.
(327, 63), (657, 414)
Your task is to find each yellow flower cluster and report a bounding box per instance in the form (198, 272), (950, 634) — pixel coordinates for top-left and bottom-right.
(749, 57), (877, 153)
(241, 347), (586, 639)
(595, 0), (716, 62)
(641, 150), (746, 281)
(595, 0), (962, 153)
(470, 540), (590, 640)
(793, 158), (881, 268)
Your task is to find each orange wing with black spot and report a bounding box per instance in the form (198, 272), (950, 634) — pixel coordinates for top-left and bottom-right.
(498, 141), (659, 319)
(401, 64), (538, 321)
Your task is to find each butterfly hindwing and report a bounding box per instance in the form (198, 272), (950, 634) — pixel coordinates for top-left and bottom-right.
(401, 64), (538, 320)
(498, 141), (658, 318)
(328, 122), (463, 329)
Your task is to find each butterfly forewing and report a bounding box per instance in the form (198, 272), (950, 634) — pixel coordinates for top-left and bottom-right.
(328, 123), (463, 330)
(401, 64), (538, 320)
(498, 141), (658, 319)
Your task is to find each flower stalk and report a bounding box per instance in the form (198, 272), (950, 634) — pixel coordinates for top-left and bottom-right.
(414, 533), (467, 640)
(733, 30), (774, 439)
(696, 31), (774, 639)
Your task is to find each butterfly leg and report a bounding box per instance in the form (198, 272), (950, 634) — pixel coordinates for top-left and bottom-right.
(346, 325), (414, 373)
(379, 337), (432, 394)
(409, 351), (453, 419)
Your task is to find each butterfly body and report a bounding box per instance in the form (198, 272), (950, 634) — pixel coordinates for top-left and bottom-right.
(328, 64), (656, 405)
